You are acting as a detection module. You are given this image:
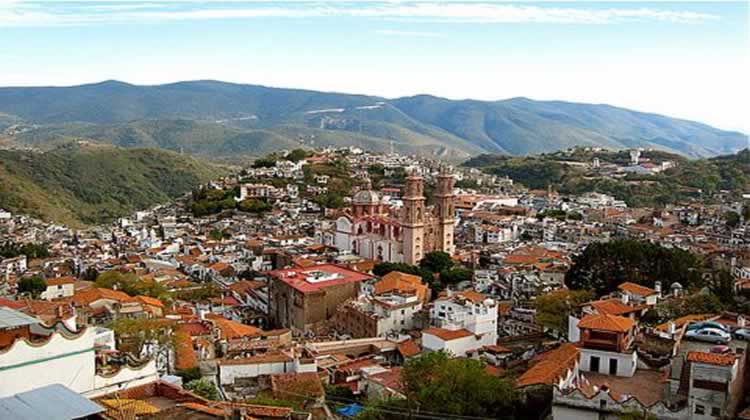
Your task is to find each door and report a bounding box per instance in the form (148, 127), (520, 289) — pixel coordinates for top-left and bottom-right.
(590, 356), (600, 373)
(609, 358), (618, 375)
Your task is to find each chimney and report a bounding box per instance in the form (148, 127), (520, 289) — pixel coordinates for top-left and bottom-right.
(667, 321), (676, 336)
(654, 281), (662, 297)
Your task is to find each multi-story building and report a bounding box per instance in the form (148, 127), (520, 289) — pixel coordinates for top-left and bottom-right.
(317, 167), (456, 265)
(268, 264), (373, 331)
(422, 290), (498, 357)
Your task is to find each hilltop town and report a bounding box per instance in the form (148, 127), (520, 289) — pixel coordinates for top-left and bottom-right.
(1, 146), (749, 420)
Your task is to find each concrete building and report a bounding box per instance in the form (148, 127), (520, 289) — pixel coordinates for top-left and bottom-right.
(268, 264), (373, 331)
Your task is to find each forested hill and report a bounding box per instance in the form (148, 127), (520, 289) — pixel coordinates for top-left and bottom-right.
(463, 149), (750, 207)
(0, 80), (746, 159)
(0, 144), (222, 226)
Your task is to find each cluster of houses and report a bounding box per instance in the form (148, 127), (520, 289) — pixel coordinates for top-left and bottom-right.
(0, 146), (749, 419)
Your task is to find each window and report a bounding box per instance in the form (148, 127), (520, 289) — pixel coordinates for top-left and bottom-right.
(711, 407), (720, 417)
(590, 356), (600, 373)
(401, 309), (405, 315)
(694, 405), (705, 415)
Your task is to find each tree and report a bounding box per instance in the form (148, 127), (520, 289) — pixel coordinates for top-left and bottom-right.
(566, 240), (702, 296)
(185, 378), (219, 400)
(17, 276), (46, 298)
(176, 367), (202, 383)
(400, 351), (517, 418)
(110, 318), (174, 356)
(96, 271), (169, 299)
(238, 199), (271, 214)
(535, 289), (593, 334)
(725, 211), (741, 228)
(286, 148), (309, 162)
(420, 251), (454, 273)
(439, 268), (473, 285)
(709, 270), (736, 308)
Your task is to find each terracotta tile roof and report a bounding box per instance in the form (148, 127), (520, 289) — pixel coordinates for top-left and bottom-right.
(455, 290), (487, 304)
(271, 372), (324, 399)
(422, 327), (473, 341)
(589, 298), (643, 316)
(485, 365), (506, 377)
(228, 280), (265, 294)
(578, 313), (635, 333)
(72, 287), (134, 306)
(179, 402), (225, 417)
(136, 295), (164, 308)
(367, 367), (404, 394)
(618, 282), (657, 297)
(212, 402), (292, 418)
(45, 276), (76, 286)
(687, 351), (736, 367)
(174, 326), (198, 370)
(376, 271), (429, 302)
(481, 344), (513, 354)
(397, 339), (421, 357)
(517, 343), (579, 388)
(206, 315), (263, 340)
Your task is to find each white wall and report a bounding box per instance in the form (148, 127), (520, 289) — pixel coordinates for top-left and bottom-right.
(579, 348), (637, 377)
(86, 359), (159, 398)
(0, 328), (97, 397)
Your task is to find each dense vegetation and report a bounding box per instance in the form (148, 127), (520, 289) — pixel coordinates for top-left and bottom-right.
(356, 352), (517, 420)
(373, 251), (473, 295)
(0, 241), (49, 259)
(465, 149), (749, 207)
(565, 239), (703, 296)
(3, 80), (745, 159)
(0, 144), (221, 226)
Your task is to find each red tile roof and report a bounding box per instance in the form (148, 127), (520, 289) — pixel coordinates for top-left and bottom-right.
(269, 264), (372, 293)
(45, 276), (76, 286)
(422, 327), (473, 341)
(618, 282), (657, 297)
(517, 343), (579, 388)
(578, 313), (635, 333)
(687, 351), (736, 367)
(397, 339), (421, 357)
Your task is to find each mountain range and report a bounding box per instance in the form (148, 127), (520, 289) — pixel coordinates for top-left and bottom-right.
(0, 80), (747, 159)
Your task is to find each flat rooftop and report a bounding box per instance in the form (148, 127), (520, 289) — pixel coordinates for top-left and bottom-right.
(269, 264), (372, 293)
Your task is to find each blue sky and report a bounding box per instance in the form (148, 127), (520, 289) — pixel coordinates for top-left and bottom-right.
(1, 1), (748, 134)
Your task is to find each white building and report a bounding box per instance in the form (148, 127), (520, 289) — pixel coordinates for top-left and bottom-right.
(423, 291), (498, 356)
(39, 276), (76, 301)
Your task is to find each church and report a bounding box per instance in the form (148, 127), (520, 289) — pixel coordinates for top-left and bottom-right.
(316, 168), (456, 265)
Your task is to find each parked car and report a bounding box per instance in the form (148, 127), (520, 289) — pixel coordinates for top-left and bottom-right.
(733, 328), (750, 340)
(685, 327), (731, 344)
(710, 345), (731, 354)
(686, 321), (729, 332)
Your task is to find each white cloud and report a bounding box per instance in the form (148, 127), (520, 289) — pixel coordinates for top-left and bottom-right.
(375, 29), (444, 38)
(0, 1), (720, 27)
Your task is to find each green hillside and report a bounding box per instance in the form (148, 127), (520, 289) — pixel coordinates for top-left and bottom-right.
(464, 149), (750, 207)
(0, 144), (222, 226)
(0, 80), (746, 159)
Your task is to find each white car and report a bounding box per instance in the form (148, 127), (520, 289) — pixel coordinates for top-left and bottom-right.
(685, 327), (731, 344)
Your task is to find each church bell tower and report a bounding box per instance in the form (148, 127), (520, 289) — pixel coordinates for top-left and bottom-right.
(434, 166), (456, 255)
(401, 170), (426, 265)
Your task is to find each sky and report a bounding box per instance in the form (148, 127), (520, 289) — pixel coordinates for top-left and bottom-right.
(1, 1), (748, 134)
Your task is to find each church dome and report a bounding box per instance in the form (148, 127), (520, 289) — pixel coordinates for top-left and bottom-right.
(353, 190), (380, 205)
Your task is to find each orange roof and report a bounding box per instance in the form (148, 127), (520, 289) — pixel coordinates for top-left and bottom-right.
(376, 271), (429, 302)
(455, 290), (486, 304)
(45, 277), (76, 286)
(206, 315), (263, 340)
(72, 287), (134, 306)
(589, 298), (643, 316)
(422, 327), (473, 341)
(174, 326), (198, 370)
(517, 343), (580, 388)
(578, 313), (634, 333)
(179, 402), (225, 417)
(687, 351), (736, 367)
(397, 339), (421, 357)
(136, 295), (164, 308)
(618, 282), (657, 297)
